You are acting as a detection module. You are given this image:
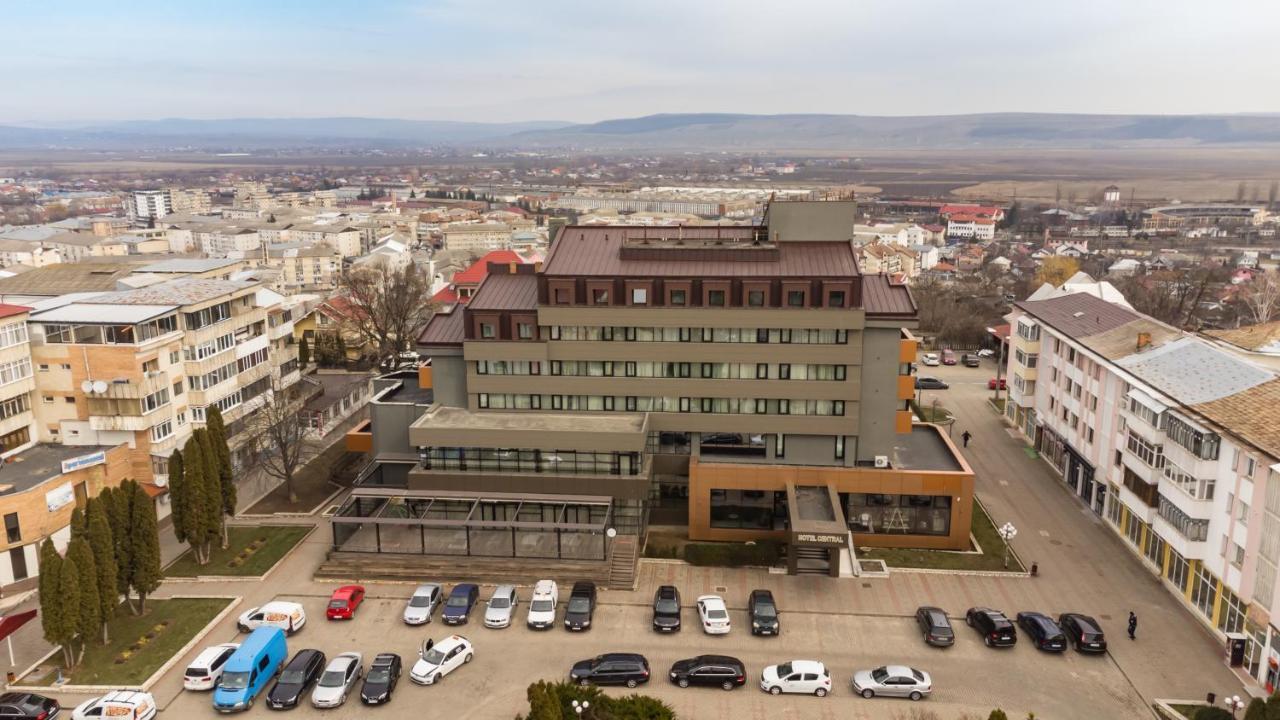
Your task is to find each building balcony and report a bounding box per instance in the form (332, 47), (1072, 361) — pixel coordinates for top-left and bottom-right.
(1116, 481), (1157, 524)
(91, 372), (171, 400)
(1152, 514), (1209, 560)
(88, 414), (155, 432)
(268, 319), (295, 340)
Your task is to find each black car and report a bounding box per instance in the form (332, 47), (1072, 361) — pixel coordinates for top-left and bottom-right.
(570, 653), (650, 688)
(668, 655), (746, 691)
(0, 692), (59, 720)
(1017, 611), (1066, 652)
(966, 607), (1017, 648)
(961, 354), (981, 367)
(652, 585), (682, 632)
(915, 606), (955, 647)
(360, 653), (401, 705)
(747, 589), (780, 636)
(915, 377), (949, 390)
(1059, 613), (1108, 654)
(267, 649), (326, 710)
(564, 581), (597, 631)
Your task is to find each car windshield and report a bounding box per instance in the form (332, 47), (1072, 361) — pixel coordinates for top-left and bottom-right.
(279, 670), (306, 685)
(531, 599), (554, 612)
(872, 667), (889, 682)
(490, 597), (511, 609)
(319, 670), (347, 687)
(408, 595), (432, 608)
(446, 595), (470, 607)
(220, 671), (250, 690)
(776, 663), (793, 677)
(568, 598), (591, 613)
(367, 668), (391, 683)
(327, 600), (347, 608)
(655, 598), (679, 614)
(753, 602), (777, 618)
(422, 649), (447, 665)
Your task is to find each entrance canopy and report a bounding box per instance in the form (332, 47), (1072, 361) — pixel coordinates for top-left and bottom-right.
(786, 483), (848, 547)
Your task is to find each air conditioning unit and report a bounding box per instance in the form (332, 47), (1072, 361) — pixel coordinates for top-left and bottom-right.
(874, 455), (890, 468)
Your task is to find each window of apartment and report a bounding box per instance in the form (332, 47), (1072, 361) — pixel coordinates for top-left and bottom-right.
(63, 397), (74, 405)
(1067, 347), (1076, 362)
(142, 388), (170, 414)
(707, 290), (726, 307)
(1246, 456), (1257, 478)
(0, 322), (28, 349)
(478, 393), (489, 409)
(591, 288), (610, 305)
(1239, 500), (1250, 527)
(756, 363), (768, 379)
(0, 428), (29, 454)
(479, 323), (495, 339)
(554, 288), (570, 305)
(151, 419), (174, 442)
(827, 290), (846, 307)
(679, 397), (690, 412)
(1087, 428), (1094, 444)
(177, 411), (187, 426)
(631, 288), (648, 305)
(835, 365), (847, 381)
(0, 359), (31, 387)
(1126, 430), (1164, 468)
(42, 396), (53, 404)
(0, 395), (28, 421)
(779, 364), (791, 380)
(169, 350), (180, 364)
(625, 396), (637, 411)
(834, 401), (846, 416)
(778, 399), (791, 415)
(775, 434), (785, 458)
(517, 323), (534, 340)
(142, 358), (159, 374)
(835, 436), (845, 460)
(3, 513), (19, 543)
(669, 289), (687, 306)
(1232, 542), (1246, 568)
(787, 290), (806, 307)
(1050, 367), (1058, 382)
(172, 381), (184, 397)
(747, 290), (766, 307)
(37, 364), (48, 372)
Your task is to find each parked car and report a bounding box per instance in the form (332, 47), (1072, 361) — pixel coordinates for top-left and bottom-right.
(183, 643), (239, 691)
(213, 627), (287, 712)
(748, 589), (779, 636)
(961, 354), (980, 368)
(921, 353), (940, 366)
(403, 583), (443, 625)
(484, 585), (519, 629)
(266, 649), (325, 710)
(915, 377), (949, 390)
(564, 581), (597, 631)
(311, 653), (363, 709)
(570, 653), (650, 688)
(851, 665), (932, 701)
(1017, 612), (1067, 652)
(696, 595), (731, 635)
(966, 607), (1017, 648)
(652, 585), (682, 632)
(669, 655), (746, 691)
(987, 377), (1007, 390)
(941, 349), (957, 365)
(236, 601), (306, 635)
(1058, 613), (1108, 653)
(914, 606), (954, 647)
(441, 584), (480, 626)
(977, 348), (996, 358)
(759, 660), (831, 697)
(526, 579), (558, 630)
(326, 585), (365, 621)
(73, 692), (156, 720)
(409, 636), (473, 685)
(0, 693), (59, 720)
(359, 653), (401, 705)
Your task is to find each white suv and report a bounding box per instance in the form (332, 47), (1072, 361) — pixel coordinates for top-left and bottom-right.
(526, 580), (558, 630)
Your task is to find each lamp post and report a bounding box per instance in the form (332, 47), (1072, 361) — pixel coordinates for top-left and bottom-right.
(1224, 695), (1245, 719)
(998, 522), (1018, 569)
(572, 699), (591, 717)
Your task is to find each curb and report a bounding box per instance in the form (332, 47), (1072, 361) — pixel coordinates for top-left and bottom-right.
(162, 525), (317, 583)
(8, 646), (59, 691)
(1153, 699), (1204, 719)
(240, 482), (347, 519)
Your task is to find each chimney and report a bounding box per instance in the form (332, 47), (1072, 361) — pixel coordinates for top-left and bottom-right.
(1136, 332), (1152, 350)
(773, 231), (780, 243)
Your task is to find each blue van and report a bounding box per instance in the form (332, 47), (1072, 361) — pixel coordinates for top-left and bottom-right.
(213, 627), (288, 712)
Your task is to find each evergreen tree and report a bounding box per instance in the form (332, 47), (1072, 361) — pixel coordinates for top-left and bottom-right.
(1265, 692), (1280, 720)
(38, 540), (63, 653)
(334, 333), (348, 363)
(69, 507), (86, 539)
(168, 449), (187, 544)
(85, 498), (118, 642)
(181, 437), (212, 564)
(100, 486), (134, 605)
(207, 406), (236, 548)
(67, 538), (99, 663)
(126, 481), (162, 612)
(409, 189), (417, 199)
(1246, 697), (1267, 720)
(988, 711), (1009, 720)
(298, 336), (311, 367)
(54, 553), (81, 667)
(196, 428), (225, 555)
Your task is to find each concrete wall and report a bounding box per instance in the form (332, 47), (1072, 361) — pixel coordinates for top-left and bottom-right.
(857, 326), (903, 462)
(766, 200), (858, 242)
(431, 354), (467, 408)
(372, 400), (422, 458)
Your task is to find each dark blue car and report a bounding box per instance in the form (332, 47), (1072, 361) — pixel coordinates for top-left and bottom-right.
(442, 584), (480, 625)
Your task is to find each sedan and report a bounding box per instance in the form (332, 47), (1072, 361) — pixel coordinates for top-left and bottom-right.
(403, 583), (442, 625)
(915, 377), (949, 390)
(359, 653), (401, 705)
(484, 585), (519, 629)
(0, 693), (59, 720)
(696, 595), (731, 635)
(852, 665), (932, 701)
(669, 655), (746, 691)
(915, 606), (954, 647)
(267, 649), (325, 710)
(748, 589), (779, 636)
(652, 585), (682, 632)
(442, 584), (480, 625)
(1017, 612), (1067, 652)
(325, 585), (365, 620)
(311, 652), (362, 709)
(760, 660), (831, 697)
(1059, 612), (1108, 653)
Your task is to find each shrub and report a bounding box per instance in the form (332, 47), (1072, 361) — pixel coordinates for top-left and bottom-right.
(1195, 707), (1234, 720)
(683, 540), (781, 567)
(988, 711), (1009, 720)
(516, 680), (674, 719)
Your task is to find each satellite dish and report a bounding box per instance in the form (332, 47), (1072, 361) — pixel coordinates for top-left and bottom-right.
(80, 380), (94, 394)
(153, 475), (168, 488)
(92, 381), (108, 394)
(606, 528), (617, 539)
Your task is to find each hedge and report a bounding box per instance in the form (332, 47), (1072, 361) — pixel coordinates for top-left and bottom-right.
(683, 540), (782, 567)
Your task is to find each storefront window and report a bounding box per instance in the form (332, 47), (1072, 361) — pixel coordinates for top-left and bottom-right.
(844, 493), (951, 536)
(709, 489), (786, 530)
(1192, 565), (1218, 621)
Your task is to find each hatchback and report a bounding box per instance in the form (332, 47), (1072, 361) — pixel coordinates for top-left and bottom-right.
(570, 653), (650, 688)
(748, 589), (779, 636)
(183, 643), (238, 691)
(915, 377), (949, 390)
(326, 585), (365, 621)
(564, 581), (597, 631)
(652, 585), (682, 632)
(669, 655), (746, 691)
(966, 607), (1017, 647)
(915, 606), (954, 647)
(760, 660), (831, 697)
(484, 585), (519, 629)
(442, 584), (480, 625)
(852, 665), (932, 701)
(1058, 613), (1108, 653)
(1017, 611), (1067, 652)
(409, 635), (474, 685)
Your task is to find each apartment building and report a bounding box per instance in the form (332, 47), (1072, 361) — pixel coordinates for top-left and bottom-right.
(1005, 291), (1280, 687)
(125, 190), (172, 221)
(0, 304), (36, 455)
(339, 201), (973, 579)
(288, 225), (362, 258)
(259, 245), (344, 292)
(197, 227), (262, 256)
(440, 223), (512, 253)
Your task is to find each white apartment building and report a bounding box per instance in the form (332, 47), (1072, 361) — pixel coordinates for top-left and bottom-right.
(288, 225), (362, 258)
(197, 227), (262, 256)
(125, 190), (172, 221)
(440, 223), (512, 253)
(946, 217), (996, 241)
(1006, 291), (1280, 689)
(0, 305), (35, 456)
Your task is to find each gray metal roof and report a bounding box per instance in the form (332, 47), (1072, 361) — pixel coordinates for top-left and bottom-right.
(1117, 337), (1275, 405)
(137, 258), (242, 273)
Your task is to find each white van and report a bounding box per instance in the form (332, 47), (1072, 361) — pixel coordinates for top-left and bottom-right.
(72, 691), (157, 720)
(525, 580), (558, 630)
(237, 601), (307, 635)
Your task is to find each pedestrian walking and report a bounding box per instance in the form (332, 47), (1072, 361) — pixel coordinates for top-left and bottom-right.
(1128, 611), (1137, 640)
(961, 430), (972, 448)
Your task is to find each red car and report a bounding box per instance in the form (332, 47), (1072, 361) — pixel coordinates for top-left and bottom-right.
(988, 377), (1007, 390)
(326, 585), (365, 620)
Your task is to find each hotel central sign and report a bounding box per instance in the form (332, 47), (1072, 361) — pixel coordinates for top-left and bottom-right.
(792, 532), (845, 546)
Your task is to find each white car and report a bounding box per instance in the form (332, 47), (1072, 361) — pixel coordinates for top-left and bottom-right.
(73, 691), (158, 720)
(182, 643), (239, 691)
(760, 660), (832, 697)
(852, 665), (933, 701)
(526, 579), (558, 629)
(696, 595), (730, 635)
(403, 583), (443, 625)
(921, 353), (940, 366)
(484, 585), (519, 628)
(409, 635), (474, 685)
(311, 652), (362, 708)
(977, 348), (996, 358)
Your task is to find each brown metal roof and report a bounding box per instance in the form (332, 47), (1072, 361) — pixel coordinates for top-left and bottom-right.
(543, 226), (857, 279)
(418, 306), (465, 346)
(467, 273), (537, 311)
(862, 274), (916, 316)
(1193, 378), (1280, 461)
(1015, 292), (1140, 338)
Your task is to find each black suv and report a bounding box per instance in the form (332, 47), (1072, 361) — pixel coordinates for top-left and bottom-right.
(915, 606), (954, 647)
(668, 655), (746, 691)
(1017, 612), (1066, 652)
(1059, 613), (1108, 653)
(268, 649), (326, 709)
(564, 581), (597, 631)
(966, 607), (1017, 648)
(652, 585), (682, 632)
(748, 589), (780, 636)
(570, 653), (650, 688)
(360, 652), (401, 705)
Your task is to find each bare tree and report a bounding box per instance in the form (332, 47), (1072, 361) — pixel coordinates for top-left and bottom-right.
(248, 382), (320, 504)
(338, 263), (436, 368)
(1238, 271), (1280, 325)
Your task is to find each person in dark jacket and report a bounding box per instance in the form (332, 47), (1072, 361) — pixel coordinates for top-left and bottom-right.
(1128, 611), (1137, 640)
(961, 430), (972, 448)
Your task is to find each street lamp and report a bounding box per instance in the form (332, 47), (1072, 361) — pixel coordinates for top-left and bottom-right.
(998, 522), (1018, 569)
(1224, 695), (1245, 719)
(572, 700), (591, 717)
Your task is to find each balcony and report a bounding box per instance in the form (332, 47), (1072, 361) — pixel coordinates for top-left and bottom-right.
(1152, 513), (1209, 560)
(92, 372), (171, 400)
(88, 414), (155, 432)
(268, 319), (295, 341)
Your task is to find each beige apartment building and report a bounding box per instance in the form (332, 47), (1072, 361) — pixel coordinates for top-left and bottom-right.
(288, 225), (362, 258)
(440, 223), (512, 253)
(0, 304), (36, 454)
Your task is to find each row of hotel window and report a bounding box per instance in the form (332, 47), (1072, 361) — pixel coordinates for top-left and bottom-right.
(480, 324), (850, 345)
(552, 286), (848, 309)
(477, 360), (847, 381)
(477, 394), (846, 416)
(708, 489), (952, 536)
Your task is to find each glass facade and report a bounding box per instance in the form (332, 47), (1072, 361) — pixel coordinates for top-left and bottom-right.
(420, 447), (641, 476)
(709, 490), (787, 530)
(844, 493), (952, 536)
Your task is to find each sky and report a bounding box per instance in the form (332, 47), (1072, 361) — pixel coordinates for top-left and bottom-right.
(3, 0), (1278, 125)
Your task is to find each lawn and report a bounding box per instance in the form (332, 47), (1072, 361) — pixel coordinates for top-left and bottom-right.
(858, 499), (1026, 572)
(165, 525), (311, 577)
(35, 597), (231, 686)
(1164, 704), (1204, 719)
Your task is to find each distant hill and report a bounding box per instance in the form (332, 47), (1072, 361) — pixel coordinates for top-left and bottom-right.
(4, 112), (1280, 151)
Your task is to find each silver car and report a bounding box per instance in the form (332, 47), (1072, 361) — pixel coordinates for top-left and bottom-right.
(311, 652), (362, 708)
(851, 665), (932, 701)
(404, 583), (443, 625)
(484, 585), (519, 628)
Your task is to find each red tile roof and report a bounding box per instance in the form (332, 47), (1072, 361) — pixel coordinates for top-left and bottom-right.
(940, 204), (1002, 218)
(0, 303), (31, 319)
(431, 286), (460, 304)
(453, 250), (525, 286)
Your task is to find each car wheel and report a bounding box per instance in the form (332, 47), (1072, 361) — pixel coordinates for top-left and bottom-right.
(464, 653), (473, 663)
(626, 679), (638, 688)
(769, 686), (782, 696)
(861, 688), (874, 699)
(341, 694), (347, 704)
(579, 678), (591, 687)
(965, 615), (974, 627)
(722, 681), (734, 691)
(677, 678), (689, 688)
(910, 691), (923, 701)
(984, 636), (993, 647)
(815, 688), (827, 698)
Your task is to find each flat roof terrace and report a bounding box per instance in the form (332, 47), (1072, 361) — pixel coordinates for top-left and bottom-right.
(892, 424), (968, 472)
(409, 406), (648, 452)
(0, 444), (114, 495)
